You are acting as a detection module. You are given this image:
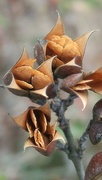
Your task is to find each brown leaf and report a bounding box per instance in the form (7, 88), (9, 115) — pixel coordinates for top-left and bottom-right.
(85, 152), (102, 180)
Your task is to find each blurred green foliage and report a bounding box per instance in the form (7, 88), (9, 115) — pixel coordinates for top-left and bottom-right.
(59, 0), (102, 12)
(0, 173), (6, 180)
(0, 14), (7, 26)
(19, 151), (68, 180)
(85, 0), (102, 8)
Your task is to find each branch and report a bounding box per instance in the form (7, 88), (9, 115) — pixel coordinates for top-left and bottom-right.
(50, 94), (85, 180)
(78, 119), (94, 158)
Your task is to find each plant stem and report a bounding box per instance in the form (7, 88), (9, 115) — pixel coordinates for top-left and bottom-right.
(78, 119), (94, 158)
(50, 94), (85, 180)
(63, 122), (85, 180)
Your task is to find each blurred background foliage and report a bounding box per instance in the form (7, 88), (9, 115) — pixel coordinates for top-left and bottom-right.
(0, 0), (102, 179)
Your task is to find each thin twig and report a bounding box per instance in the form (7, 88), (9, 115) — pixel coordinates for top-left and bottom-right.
(78, 119), (94, 158)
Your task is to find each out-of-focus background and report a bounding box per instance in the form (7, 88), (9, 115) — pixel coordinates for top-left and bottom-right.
(0, 0), (102, 180)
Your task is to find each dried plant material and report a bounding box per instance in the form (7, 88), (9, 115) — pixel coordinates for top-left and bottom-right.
(44, 12), (94, 68)
(12, 47), (35, 69)
(12, 103), (64, 156)
(74, 30), (96, 62)
(45, 11), (64, 39)
(93, 99), (102, 121)
(60, 73), (88, 110)
(3, 71), (29, 97)
(60, 66), (102, 109)
(3, 48), (55, 101)
(89, 121), (102, 145)
(34, 39), (48, 65)
(85, 152), (102, 180)
(54, 56), (81, 79)
(60, 73), (83, 88)
(24, 130), (64, 156)
(85, 67), (102, 95)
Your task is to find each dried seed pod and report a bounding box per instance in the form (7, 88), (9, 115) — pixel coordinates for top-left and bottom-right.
(54, 56), (81, 79)
(89, 121), (102, 145)
(3, 48), (55, 101)
(44, 12), (95, 67)
(85, 152), (102, 180)
(11, 103), (64, 156)
(93, 99), (102, 121)
(34, 39), (48, 65)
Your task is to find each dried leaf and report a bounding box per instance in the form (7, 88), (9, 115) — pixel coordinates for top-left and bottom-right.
(85, 152), (102, 180)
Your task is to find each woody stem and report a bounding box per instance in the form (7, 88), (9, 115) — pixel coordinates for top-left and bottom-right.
(61, 119), (85, 180)
(51, 94), (85, 180)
